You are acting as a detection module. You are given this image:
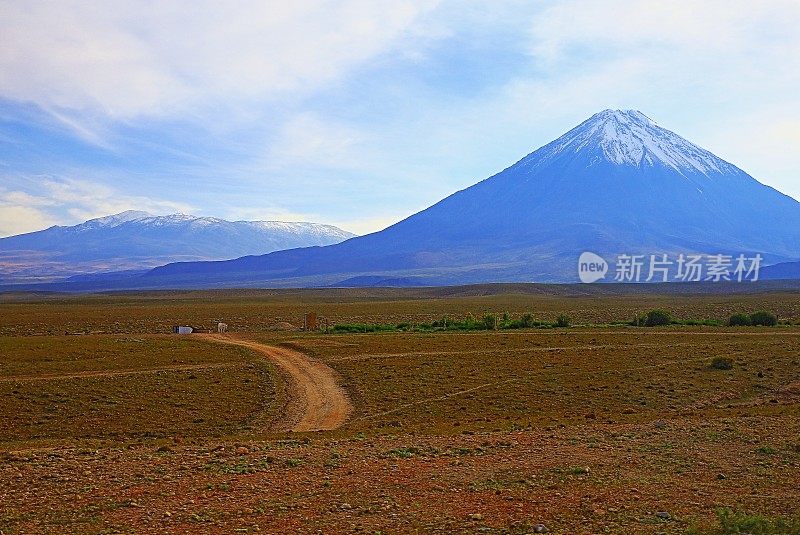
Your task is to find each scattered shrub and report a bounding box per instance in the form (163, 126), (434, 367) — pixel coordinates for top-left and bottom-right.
(505, 313), (549, 329)
(728, 313), (752, 327)
(644, 309), (672, 327)
(430, 315), (482, 331)
(556, 314), (572, 328)
(711, 356), (734, 370)
(750, 311), (778, 327)
(482, 314), (498, 330)
(520, 313), (535, 328)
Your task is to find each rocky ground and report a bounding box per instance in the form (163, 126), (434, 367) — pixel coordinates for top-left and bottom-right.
(2, 415), (798, 534)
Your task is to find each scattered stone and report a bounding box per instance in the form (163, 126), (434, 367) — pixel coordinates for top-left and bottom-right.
(468, 513), (484, 521)
(655, 511), (671, 520)
(532, 523), (550, 533)
(340, 503), (352, 510)
(717, 473), (727, 480)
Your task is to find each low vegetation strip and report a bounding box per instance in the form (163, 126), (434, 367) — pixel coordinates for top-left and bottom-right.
(330, 312), (571, 333)
(328, 308), (789, 333)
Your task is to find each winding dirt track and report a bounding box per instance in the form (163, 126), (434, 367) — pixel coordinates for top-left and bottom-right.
(199, 334), (352, 432)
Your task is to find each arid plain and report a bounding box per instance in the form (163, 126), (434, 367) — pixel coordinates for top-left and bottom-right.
(1, 286), (799, 534)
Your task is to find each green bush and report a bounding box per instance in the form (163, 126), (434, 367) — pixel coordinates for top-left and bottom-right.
(520, 313), (535, 328)
(728, 313), (752, 327)
(505, 313), (548, 329)
(644, 309), (672, 327)
(556, 314), (572, 328)
(630, 314), (647, 327)
(430, 315), (486, 331)
(711, 356), (733, 370)
(750, 311), (778, 327)
(482, 314), (497, 330)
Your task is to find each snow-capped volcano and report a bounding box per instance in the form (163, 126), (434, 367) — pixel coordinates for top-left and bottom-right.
(533, 109), (737, 176)
(0, 212), (355, 282)
(137, 108), (800, 287)
(8, 109), (799, 289)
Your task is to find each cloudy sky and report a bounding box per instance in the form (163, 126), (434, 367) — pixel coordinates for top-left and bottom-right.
(1, 0), (799, 236)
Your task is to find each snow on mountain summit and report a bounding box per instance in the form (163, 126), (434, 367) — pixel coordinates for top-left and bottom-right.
(533, 109), (738, 176)
(81, 210), (152, 228)
(0, 211), (356, 282)
(70, 211), (354, 240)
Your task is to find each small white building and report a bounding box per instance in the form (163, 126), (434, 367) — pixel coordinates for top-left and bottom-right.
(173, 326), (193, 334)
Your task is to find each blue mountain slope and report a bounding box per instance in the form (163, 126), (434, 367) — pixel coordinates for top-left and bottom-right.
(762, 261), (800, 280)
(144, 110), (800, 286)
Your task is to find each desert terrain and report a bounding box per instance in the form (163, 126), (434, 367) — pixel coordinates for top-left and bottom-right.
(1, 286), (798, 534)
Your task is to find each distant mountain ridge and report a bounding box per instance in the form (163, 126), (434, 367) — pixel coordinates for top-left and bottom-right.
(134, 109), (800, 288)
(4, 108), (799, 290)
(0, 211), (355, 282)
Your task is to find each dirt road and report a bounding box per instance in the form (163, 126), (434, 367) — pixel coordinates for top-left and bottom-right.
(199, 334), (352, 432)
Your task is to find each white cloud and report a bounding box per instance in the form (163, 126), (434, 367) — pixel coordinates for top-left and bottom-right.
(266, 112), (367, 169)
(0, 204), (59, 237)
(40, 178), (194, 222)
(221, 204), (320, 225)
(526, 1), (800, 108)
(2, 0), (799, 236)
(0, 177), (194, 236)
(330, 214), (405, 235)
(530, 0), (800, 61)
(702, 108), (800, 200)
(0, 1), (437, 123)
(518, 0), (800, 198)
